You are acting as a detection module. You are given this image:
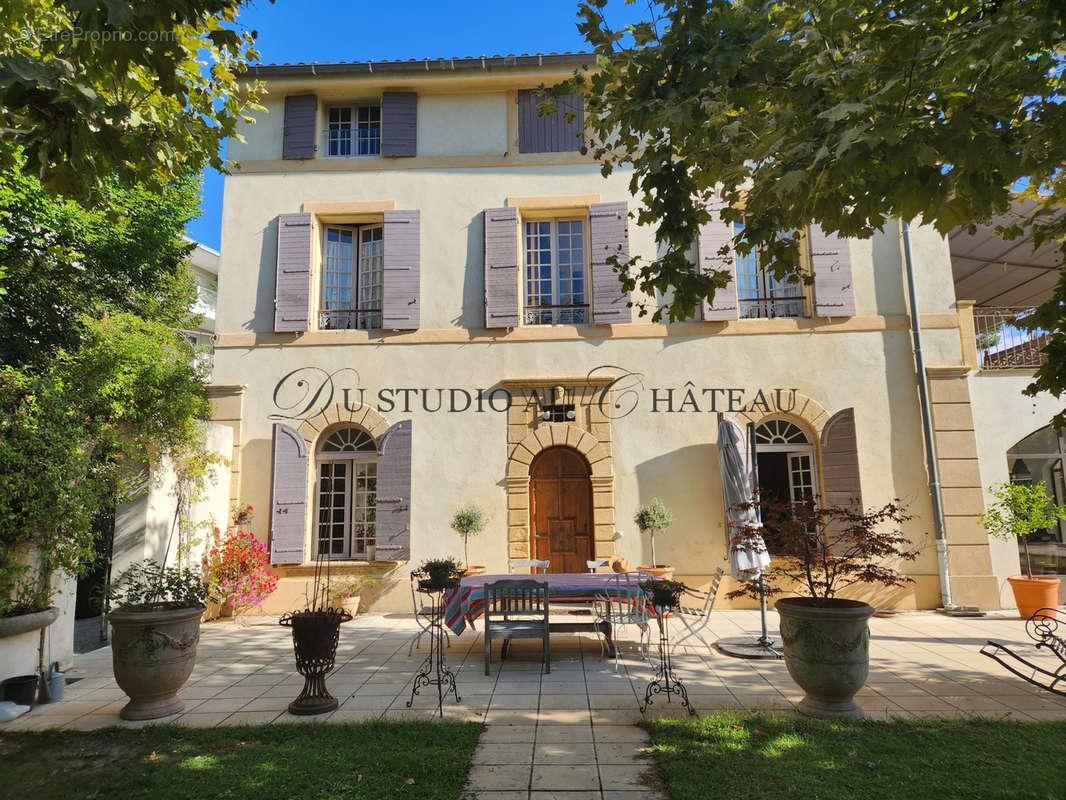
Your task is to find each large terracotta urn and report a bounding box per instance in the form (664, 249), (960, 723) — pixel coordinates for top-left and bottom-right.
(776, 597), (875, 719)
(1007, 576), (1060, 620)
(108, 605), (204, 720)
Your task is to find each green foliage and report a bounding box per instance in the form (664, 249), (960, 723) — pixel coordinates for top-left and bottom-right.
(981, 481), (1066, 578)
(419, 557), (464, 582)
(0, 722), (483, 800)
(104, 559), (214, 611)
(569, 0), (1066, 417)
(644, 712), (1066, 800)
(451, 503), (487, 566)
(634, 498), (674, 533)
(0, 154), (200, 366)
(329, 575), (378, 603)
(0, 0), (264, 203)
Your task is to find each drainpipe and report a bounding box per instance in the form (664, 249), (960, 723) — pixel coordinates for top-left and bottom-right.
(901, 219), (953, 608)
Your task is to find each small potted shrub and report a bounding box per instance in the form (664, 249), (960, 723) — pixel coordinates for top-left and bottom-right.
(329, 576), (377, 617)
(451, 504), (487, 576)
(639, 577), (687, 609)
(104, 560), (214, 720)
(419, 557), (464, 590)
(728, 498), (919, 719)
(981, 481), (1066, 619)
(634, 498), (675, 577)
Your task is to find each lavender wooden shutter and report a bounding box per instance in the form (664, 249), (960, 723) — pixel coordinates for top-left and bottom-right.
(274, 213), (313, 333)
(270, 423), (308, 565)
(810, 224), (856, 317)
(282, 95), (317, 159)
(821, 408), (863, 527)
(589, 201), (632, 325)
(484, 207), (520, 328)
(517, 90), (584, 153)
(381, 91), (417, 157)
(698, 206), (739, 321)
(376, 420), (412, 561)
(382, 209), (420, 329)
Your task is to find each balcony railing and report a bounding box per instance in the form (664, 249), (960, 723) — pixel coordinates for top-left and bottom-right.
(524, 303), (589, 326)
(319, 308), (382, 330)
(973, 306), (1047, 370)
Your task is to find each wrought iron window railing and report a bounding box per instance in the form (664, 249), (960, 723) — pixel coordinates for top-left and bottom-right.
(973, 306), (1047, 370)
(319, 308), (382, 331)
(524, 303), (589, 326)
(738, 295), (809, 319)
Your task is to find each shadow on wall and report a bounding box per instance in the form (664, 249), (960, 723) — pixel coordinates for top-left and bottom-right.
(632, 444), (723, 571)
(870, 220), (907, 315)
(456, 211), (485, 330)
(250, 216), (279, 333)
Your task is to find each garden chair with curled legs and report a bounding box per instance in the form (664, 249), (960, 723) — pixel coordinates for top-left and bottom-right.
(981, 607), (1066, 697)
(484, 579), (551, 675)
(593, 572), (651, 672)
(670, 567), (725, 655)
(408, 570), (450, 656)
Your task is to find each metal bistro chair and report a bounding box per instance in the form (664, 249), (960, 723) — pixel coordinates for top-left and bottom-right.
(594, 572), (651, 672)
(484, 579), (551, 675)
(508, 558), (550, 574)
(587, 558), (611, 573)
(408, 570), (451, 656)
(671, 567), (725, 655)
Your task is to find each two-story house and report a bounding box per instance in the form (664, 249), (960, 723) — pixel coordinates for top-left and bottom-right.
(210, 52), (1034, 614)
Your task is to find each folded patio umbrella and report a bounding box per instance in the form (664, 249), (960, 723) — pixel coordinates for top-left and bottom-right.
(717, 414), (770, 582)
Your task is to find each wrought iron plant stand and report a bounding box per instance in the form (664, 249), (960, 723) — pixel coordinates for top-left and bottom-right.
(640, 584), (696, 716)
(407, 577), (461, 717)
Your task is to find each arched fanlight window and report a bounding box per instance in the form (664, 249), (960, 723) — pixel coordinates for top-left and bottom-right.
(755, 419), (810, 446)
(319, 427), (376, 454)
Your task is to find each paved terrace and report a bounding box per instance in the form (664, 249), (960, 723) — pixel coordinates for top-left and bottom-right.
(4, 611), (1066, 800)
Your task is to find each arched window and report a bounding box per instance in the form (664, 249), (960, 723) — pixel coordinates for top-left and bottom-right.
(1007, 426), (1066, 575)
(754, 418), (818, 553)
(315, 426), (377, 559)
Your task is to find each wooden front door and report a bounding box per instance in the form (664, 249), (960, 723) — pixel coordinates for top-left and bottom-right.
(530, 447), (592, 573)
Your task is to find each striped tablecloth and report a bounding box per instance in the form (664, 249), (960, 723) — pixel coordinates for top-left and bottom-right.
(443, 572), (644, 635)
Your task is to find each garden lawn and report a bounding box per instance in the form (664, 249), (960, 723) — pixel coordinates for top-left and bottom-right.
(644, 712), (1066, 800)
(0, 720), (482, 800)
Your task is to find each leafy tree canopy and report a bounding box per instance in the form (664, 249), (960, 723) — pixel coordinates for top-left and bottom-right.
(0, 149), (200, 365)
(0, 0), (264, 203)
(565, 0), (1065, 415)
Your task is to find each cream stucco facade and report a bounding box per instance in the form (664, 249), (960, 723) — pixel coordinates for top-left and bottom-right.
(210, 55), (1043, 615)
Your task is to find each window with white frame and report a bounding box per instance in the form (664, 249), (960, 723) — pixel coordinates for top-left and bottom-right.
(754, 419), (818, 553)
(315, 426), (378, 560)
(523, 218), (588, 325)
(319, 224), (384, 330)
(326, 103), (381, 157)
(733, 221), (808, 319)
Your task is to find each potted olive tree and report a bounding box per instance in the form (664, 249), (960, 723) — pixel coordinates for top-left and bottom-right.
(451, 504), (487, 576)
(981, 481), (1066, 619)
(635, 498), (675, 578)
(728, 498), (919, 718)
(104, 559), (214, 720)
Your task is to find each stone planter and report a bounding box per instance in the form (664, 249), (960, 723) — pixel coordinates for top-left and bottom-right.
(638, 564), (675, 579)
(108, 604), (204, 720)
(776, 597), (875, 719)
(335, 595), (360, 617)
(1007, 576), (1060, 620)
(0, 606), (59, 639)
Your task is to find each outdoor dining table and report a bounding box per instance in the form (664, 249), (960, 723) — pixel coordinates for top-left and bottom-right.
(442, 572), (648, 655)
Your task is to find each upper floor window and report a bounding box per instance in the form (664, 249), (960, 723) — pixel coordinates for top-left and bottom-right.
(327, 104), (381, 157)
(524, 218), (588, 325)
(320, 224), (383, 329)
(733, 221), (808, 319)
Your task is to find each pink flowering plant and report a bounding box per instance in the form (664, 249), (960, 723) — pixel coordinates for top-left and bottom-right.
(202, 526), (278, 612)
(233, 504), (254, 525)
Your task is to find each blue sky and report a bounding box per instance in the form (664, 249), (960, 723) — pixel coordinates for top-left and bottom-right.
(186, 0), (644, 249)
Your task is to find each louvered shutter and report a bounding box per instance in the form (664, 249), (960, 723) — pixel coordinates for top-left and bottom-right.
(382, 210), (420, 330)
(282, 95), (317, 159)
(381, 91), (417, 157)
(698, 206), (739, 321)
(517, 90), (584, 153)
(820, 408), (862, 512)
(810, 224), (856, 317)
(376, 420), (412, 561)
(589, 201), (632, 325)
(484, 207), (520, 328)
(270, 423), (308, 565)
(274, 213), (313, 333)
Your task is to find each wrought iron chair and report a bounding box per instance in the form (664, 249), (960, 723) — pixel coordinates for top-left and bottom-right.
(484, 579), (551, 675)
(408, 570), (450, 656)
(981, 607), (1066, 697)
(671, 567), (725, 655)
(508, 558), (550, 574)
(593, 572), (651, 672)
(586, 558), (611, 573)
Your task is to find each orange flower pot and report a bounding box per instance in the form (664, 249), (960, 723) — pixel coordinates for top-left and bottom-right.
(1006, 576), (1061, 620)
